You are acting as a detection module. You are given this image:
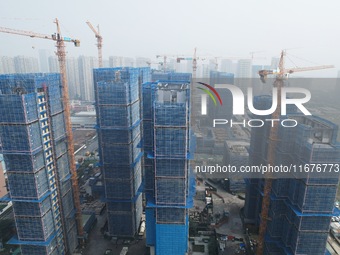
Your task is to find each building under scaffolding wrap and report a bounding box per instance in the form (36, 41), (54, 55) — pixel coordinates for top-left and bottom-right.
(0, 73), (78, 255)
(93, 67), (150, 237)
(143, 73), (196, 255)
(244, 96), (340, 255)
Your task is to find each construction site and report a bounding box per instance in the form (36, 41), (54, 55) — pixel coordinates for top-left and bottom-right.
(245, 112), (340, 254)
(242, 52), (340, 255)
(0, 7), (340, 255)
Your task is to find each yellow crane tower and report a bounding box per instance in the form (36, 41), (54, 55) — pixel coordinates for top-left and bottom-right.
(256, 50), (334, 255)
(86, 21), (103, 67)
(156, 52), (194, 72)
(0, 18), (84, 244)
(157, 48), (199, 74)
(156, 54), (180, 72)
(192, 47), (197, 79)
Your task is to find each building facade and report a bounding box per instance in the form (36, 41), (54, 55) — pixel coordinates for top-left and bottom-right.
(13, 56), (39, 74)
(78, 56), (97, 101)
(0, 56), (15, 74)
(108, 56), (134, 68)
(0, 73), (78, 255)
(244, 96), (340, 255)
(220, 59), (234, 73)
(236, 59), (252, 78)
(38, 49), (51, 73)
(48, 56), (84, 100)
(65, 57), (80, 100)
(93, 67), (150, 237)
(223, 140), (249, 193)
(143, 72), (195, 255)
(48, 56), (59, 73)
(209, 71), (234, 121)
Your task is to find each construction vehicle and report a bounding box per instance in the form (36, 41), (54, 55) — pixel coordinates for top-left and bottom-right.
(120, 247), (129, 255)
(138, 220), (146, 236)
(104, 249), (113, 255)
(0, 18), (84, 243)
(86, 20), (103, 67)
(256, 50), (334, 255)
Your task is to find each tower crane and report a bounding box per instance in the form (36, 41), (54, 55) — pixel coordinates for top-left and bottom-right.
(156, 55), (168, 71)
(249, 50), (266, 60)
(86, 21), (103, 67)
(156, 54), (179, 72)
(192, 47), (197, 79)
(157, 48), (201, 74)
(256, 50), (334, 255)
(259, 64), (334, 83)
(146, 61), (163, 68)
(0, 19), (84, 243)
(175, 48), (199, 78)
(156, 52), (197, 72)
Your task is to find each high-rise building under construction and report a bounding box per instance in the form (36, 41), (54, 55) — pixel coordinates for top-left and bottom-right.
(143, 72), (195, 255)
(93, 67), (150, 237)
(0, 73), (78, 255)
(244, 96), (340, 255)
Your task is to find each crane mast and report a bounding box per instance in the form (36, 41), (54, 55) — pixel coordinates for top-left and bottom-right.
(191, 47), (198, 128)
(54, 18), (84, 242)
(256, 50), (285, 255)
(86, 21), (103, 67)
(192, 47), (197, 79)
(156, 55), (168, 72)
(256, 50), (333, 255)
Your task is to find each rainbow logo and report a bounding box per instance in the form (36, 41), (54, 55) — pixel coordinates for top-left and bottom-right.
(196, 82), (223, 106)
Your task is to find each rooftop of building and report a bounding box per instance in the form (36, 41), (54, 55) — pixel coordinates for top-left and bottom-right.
(289, 115), (339, 144)
(0, 73), (60, 95)
(230, 125), (250, 140)
(225, 140), (250, 156)
(156, 81), (190, 90)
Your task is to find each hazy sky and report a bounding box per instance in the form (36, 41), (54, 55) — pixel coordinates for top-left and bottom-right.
(1, 0), (340, 76)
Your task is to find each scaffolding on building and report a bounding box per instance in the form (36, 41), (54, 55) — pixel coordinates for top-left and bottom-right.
(0, 73), (78, 255)
(94, 67), (150, 237)
(244, 95), (340, 255)
(143, 77), (195, 255)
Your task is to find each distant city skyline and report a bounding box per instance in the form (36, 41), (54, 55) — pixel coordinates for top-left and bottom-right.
(3, 52), (335, 79)
(1, 0), (340, 77)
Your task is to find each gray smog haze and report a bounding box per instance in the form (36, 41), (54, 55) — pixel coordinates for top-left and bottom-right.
(1, 0), (340, 77)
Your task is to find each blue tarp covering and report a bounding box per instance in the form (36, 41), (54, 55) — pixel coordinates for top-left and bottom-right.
(8, 232), (56, 246)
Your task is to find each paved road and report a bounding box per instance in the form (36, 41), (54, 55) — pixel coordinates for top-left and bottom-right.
(79, 136), (98, 156)
(82, 210), (148, 255)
